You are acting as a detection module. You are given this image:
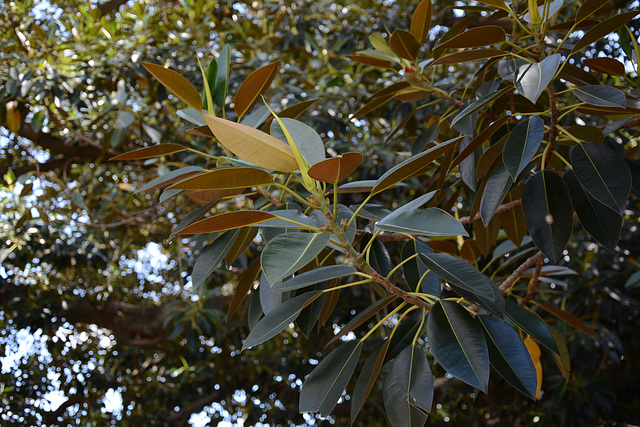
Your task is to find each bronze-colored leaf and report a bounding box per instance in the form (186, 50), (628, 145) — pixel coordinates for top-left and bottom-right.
(435, 26), (506, 50)
(173, 211), (277, 235)
(410, 0), (432, 44)
(583, 57), (626, 76)
(227, 258), (261, 321)
(110, 143), (187, 161)
(572, 11), (640, 54)
(234, 61), (279, 120)
(141, 63), (202, 110)
(307, 152), (363, 183)
(168, 167), (274, 190)
(433, 49), (507, 65)
(389, 29), (420, 61)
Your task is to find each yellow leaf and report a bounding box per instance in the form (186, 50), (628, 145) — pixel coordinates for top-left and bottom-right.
(524, 335), (542, 399)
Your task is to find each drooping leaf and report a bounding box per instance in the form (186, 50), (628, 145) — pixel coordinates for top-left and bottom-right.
(389, 29), (421, 61)
(504, 300), (559, 354)
(261, 233), (331, 285)
(202, 113), (297, 172)
(384, 345), (433, 427)
(141, 63), (202, 110)
(402, 240), (440, 297)
(299, 340), (362, 416)
(352, 340), (391, 422)
(583, 57), (626, 76)
(242, 290), (323, 350)
(377, 208), (469, 237)
(522, 170), (573, 262)
(427, 300), (490, 391)
(480, 163), (514, 226)
(502, 116), (545, 180)
(451, 87), (513, 129)
(478, 315), (537, 399)
(564, 170), (622, 251)
(272, 265), (356, 292)
(574, 85), (627, 108)
(572, 11), (640, 54)
(418, 253), (495, 301)
(214, 44), (231, 107)
(234, 61), (279, 120)
(227, 258), (261, 321)
(167, 167), (274, 190)
(110, 143), (187, 161)
(514, 54), (561, 104)
(191, 230), (240, 290)
(307, 152), (363, 183)
(433, 49), (507, 65)
(533, 301), (595, 336)
(570, 142), (631, 214)
(435, 26), (506, 50)
(270, 117), (325, 166)
(259, 273), (283, 315)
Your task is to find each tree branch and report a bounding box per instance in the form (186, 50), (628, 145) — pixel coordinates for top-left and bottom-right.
(499, 251), (546, 294)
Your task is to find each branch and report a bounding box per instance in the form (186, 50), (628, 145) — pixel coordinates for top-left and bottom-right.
(498, 251), (546, 294)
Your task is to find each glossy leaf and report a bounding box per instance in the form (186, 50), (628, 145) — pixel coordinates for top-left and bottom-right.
(191, 230), (239, 290)
(351, 340), (391, 421)
(410, 0), (432, 44)
(261, 233), (330, 285)
(480, 163), (514, 226)
(571, 142), (631, 214)
(214, 44), (231, 107)
(523, 0), (563, 23)
(564, 170), (622, 251)
(372, 137), (461, 195)
(174, 211), (277, 235)
(625, 158), (640, 198)
(514, 54), (561, 104)
(478, 315), (537, 399)
(168, 167), (274, 190)
(584, 57), (626, 76)
(387, 311), (428, 361)
(227, 258), (261, 321)
(504, 300), (559, 354)
(522, 170), (573, 262)
(259, 273), (283, 315)
(141, 63), (202, 110)
(436, 26), (506, 50)
(242, 290), (323, 350)
(499, 189), (528, 246)
(110, 143), (187, 161)
(272, 265), (356, 292)
(271, 117), (325, 166)
(402, 240), (440, 297)
(308, 152), (363, 183)
(389, 29), (420, 61)
(450, 116), (509, 170)
(433, 49), (507, 65)
(427, 300), (489, 391)
(451, 87), (512, 129)
(234, 61), (278, 120)
(377, 208), (468, 237)
(418, 253), (495, 301)
(384, 345), (433, 427)
(574, 85), (626, 108)
(202, 114), (297, 172)
(572, 11), (640, 54)
(299, 340), (362, 416)
(576, 0), (609, 24)
(503, 116), (545, 180)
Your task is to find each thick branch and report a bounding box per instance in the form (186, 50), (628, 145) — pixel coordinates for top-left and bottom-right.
(499, 251), (546, 294)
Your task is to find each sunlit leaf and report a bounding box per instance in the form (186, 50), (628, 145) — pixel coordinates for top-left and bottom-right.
(574, 85), (626, 108)
(308, 152), (363, 183)
(214, 44), (231, 107)
(141, 63), (202, 110)
(433, 49), (507, 65)
(110, 143), (187, 161)
(271, 117), (325, 166)
(523, 336), (542, 399)
(261, 233), (330, 285)
(514, 54), (561, 104)
(167, 167), (274, 190)
(234, 61), (279, 120)
(377, 208), (468, 237)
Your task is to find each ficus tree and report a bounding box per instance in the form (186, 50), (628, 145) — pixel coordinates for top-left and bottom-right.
(2, 0), (640, 425)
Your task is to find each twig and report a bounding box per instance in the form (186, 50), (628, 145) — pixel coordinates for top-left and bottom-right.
(520, 257), (544, 305)
(499, 251), (546, 294)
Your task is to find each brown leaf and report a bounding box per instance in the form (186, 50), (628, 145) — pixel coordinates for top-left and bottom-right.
(308, 152), (364, 184)
(110, 143), (187, 161)
(142, 63), (202, 110)
(584, 57), (626, 76)
(435, 26), (506, 50)
(389, 29), (421, 61)
(433, 49), (507, 65)
(234, 61), (279, 119)
(410, 0), (432, 44)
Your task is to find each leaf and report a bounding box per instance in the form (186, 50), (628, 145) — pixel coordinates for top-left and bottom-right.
(418, 253), (495, 301)
(583, 57), (626, 76)
(574, 85), (627, 108)
(261, 232), (330, 285)
(564, 170), (622, 251)
(450, 116), (509, 170)
(270, 117), (325, 166)
(514, 54), (561, 104)
(272, 265), (356, 292)
(503, 116), (545, 180)
(242, 290), (323, 350)
(191, 230), (240, 290)
(533, 301), (595, 336)
(167, 167), (274, 190)
(352, 340), (391, 421)
(141, 63), (202, 110)
(259, 273), (284, 315)
(575, 0), (609, 24)
(480, 163), (513, 226)
(384, 345), (433, 427)
(240, 103), (272, 128)
(523, 336), (543, 399)
(570, 142), (631, 214)
(345, 54), (395, 69)
(451, 87), (513, 129)
(432, 49), (507, 65)
(227, 258), (261, 321)
(624, 271), (640, 290)
(377, 208), (469, 237)
(327, 295), (396, 347)
(504, 300), (559, 354)
(572, 11), (640, 54)
(225, 226), (258, 265)
(174, 211), (273, 235)
(234, 61), (279, 120)
(369, 32), (397, 56)
(137, 166), (204, 192)
(307, 152), (363, 183)
(214, 45), (231, 107)
(402, 240), (440, 297)
(338, 180), (406, 193)
(372, 137), (462, 195)
(110, 143), (187, 161)
(202, 114), (297, 172)
(352, 92), (396, 118)
(435, 26), (506, 50)
(410, 0), (432, 44)
(389, 29), (421, 61)
(412, 122), (440, 155)
(202, 56), (217, 112)
(522, 0), (563, 23)
(478, 315), (537, 399)
(625, 158), (640, 198)
(427, 300), (490, 391)
(476, 0), (508, 9)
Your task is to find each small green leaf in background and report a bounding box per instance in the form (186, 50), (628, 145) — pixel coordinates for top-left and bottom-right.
(522, 170), (573, 263)
(261, 232), (330, 285)
(503, 116), (545, 180)
(191, 230), (240, 291)
(299, 340), (362, 416)
(202, 56), (217, 112)
(427, 300), (490, 391)
(214, 44), (231, 107)
(514, 54), (561, 104)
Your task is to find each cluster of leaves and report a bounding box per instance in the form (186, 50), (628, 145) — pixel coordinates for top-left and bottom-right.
(110, 0), (640, 424)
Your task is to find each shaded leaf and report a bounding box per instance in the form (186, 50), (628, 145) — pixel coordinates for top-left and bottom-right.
(433, 49), (507, 65)
(624, 158), (640, 198)
(480, 163), (513, 226)
(410, 0), (432, 44)
(271, 118), (325, 166)
(227, 258), (261, 321)
(572, 11), (640, 54)
(377, 208), (469, 237)
(192, 230), (240, 290)
(141, 63), (202, 110)
(418, 253), (495, 301)
(352, 340), (391, 421)
(110, 143), (187, 161)
(499, 189), (527, 246)
(574, 85), (626, 108)
(436, 26), (506, 50)
(326, 296), (396, 347)
(272, 265), (356, 292)
(523, 336), (543, 399)
(583, 57), (626, 76)
(261, 233), (331, 285)
(137, 166), (204, 192)
(576, 0), (609, 24)
(402, 240), (440, 297)
(504, 300), (559, 354)
(503, 116), (545, 180)
(427, 300), (490, 391)
(259, 273), (283, 315)
(235, 61), (279, 119)
(450, 116), (509, 170)
(345, 54), (395, 69)
(514, 54), (561, 104)
(338, 180), (407, 194)
(214, 44), (231, 107)
(533, 301), (595, 336)
(451, 86), (513, 129)
(389, 29), (421, 61)
(352, 92), (396, 118)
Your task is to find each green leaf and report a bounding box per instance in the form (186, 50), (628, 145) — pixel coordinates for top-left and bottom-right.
(191, 230), (240, 290)
(168, 167), (274, 190)
(271, 118), (325, 166)
(389, 29), (420, 61)
(410, 0), (432, 44)
(369, 32), (397, 57)
(514, 54), (561, 104)
(427, 300), (490, 391)
(564, 170), (622, 251)
(214, 45), (231, 107)
(574, 85), (626, 108)
(478, 315), (537, 399)
(523, 0), (563, 23)
(202, 114), (297, 172)
(503, 116), (545, 180)
(504, 300), (559, 354)
(352, 340), (391, 421)
(308, 152), (363, 183)
(383, 345), (433, 427)
(338, 180), (407, 193)
(402, 240), (440, 297)
(624, 271), (640, 290)
(110, 143), (187, 161)
(570, 142), (631, 214)
(202, 56), (217, 112)
(261, 233), (331, 285)
(272, 265), (356, 292)
(299, 340), (362, 416)
(377, 208), (469, 237)
(242, 290), (323, 350)
(234, 61), (279, 120)
(361, 234), (392, 277)
(372, 137), (462, 195)
(141, 63), (202, 110)
(572, 11), (640, 54)
(345, 54), (396, 69)
(480, 163), (514, 226)
(451, 87), (513, 129)
(522, 170), (573, 262)
(239, 103), (271, 128)
(259, 272), (284, 314)
(387, 311), (428, 361)
(418, 253), (495, 301)
(435, 25), (506, 50)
